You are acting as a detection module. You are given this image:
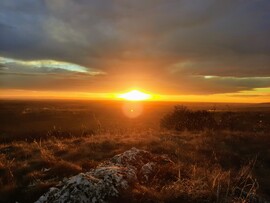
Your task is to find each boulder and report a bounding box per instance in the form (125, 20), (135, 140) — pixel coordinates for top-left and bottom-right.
(35, 148), (176, 203)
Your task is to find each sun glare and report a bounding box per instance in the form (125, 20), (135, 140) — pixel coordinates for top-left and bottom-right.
(118, 90), (151, 101)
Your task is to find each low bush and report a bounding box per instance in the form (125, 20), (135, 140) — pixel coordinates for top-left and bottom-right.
(160, 105), (270, 132)
(160, 106), (217, 131)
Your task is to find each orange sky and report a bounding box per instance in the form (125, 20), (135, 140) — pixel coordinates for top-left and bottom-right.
(1, 88), (269, 103)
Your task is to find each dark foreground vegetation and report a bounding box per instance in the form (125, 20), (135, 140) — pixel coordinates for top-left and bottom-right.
(161, 105), (270, 132)
(0, 101), (269, 202)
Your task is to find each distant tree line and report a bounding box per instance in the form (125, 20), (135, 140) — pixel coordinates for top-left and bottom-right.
(160, 105), (270, 132)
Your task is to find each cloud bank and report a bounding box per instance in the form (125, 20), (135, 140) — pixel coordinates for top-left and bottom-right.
(0, 0), (270, 96)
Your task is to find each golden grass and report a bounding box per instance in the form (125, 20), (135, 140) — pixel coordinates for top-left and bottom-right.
(0, 130), (269, 203)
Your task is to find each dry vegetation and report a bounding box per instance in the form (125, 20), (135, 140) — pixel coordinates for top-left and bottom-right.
(0, 130), (269, 203)
(0, 101), (269, 202)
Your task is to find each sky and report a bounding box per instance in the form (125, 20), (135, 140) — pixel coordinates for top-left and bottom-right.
(0, 0), (270, 102)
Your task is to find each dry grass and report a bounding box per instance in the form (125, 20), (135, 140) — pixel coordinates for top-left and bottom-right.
(0, 130), (269, 203)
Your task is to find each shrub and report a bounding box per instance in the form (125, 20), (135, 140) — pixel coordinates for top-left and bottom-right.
(161, 106), (270, 132)
(160, 106), (217, 131)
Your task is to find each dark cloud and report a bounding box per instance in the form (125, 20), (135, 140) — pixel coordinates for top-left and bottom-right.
(0, 0), (270, 95)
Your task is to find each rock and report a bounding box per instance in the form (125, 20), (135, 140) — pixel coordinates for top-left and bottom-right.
(35, 148), (176, 203)
(110, 147), (153, 169)
(139, 162), (156, 183)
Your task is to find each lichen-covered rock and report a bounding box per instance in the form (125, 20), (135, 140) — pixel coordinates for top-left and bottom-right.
(110, 147), (153, 169)
(139, 162), (156, 183)
(35, 147), (176, 203)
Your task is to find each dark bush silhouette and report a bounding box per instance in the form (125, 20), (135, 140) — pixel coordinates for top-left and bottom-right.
(160, 106), (270, 132)
(218, 111), (270, 132)
(160, 106), (217, 131)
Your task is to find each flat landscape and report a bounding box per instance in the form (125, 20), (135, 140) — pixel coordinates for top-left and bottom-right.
(0, 100), (269, 203)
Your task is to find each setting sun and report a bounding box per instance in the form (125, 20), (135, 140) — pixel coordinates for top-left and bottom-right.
(117, 90), (152, 101)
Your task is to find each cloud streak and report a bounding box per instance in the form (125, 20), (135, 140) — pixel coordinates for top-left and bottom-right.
(0, 56), (106, 74)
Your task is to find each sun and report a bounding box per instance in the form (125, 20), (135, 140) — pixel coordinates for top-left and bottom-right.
(118, 90), (152, 101)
